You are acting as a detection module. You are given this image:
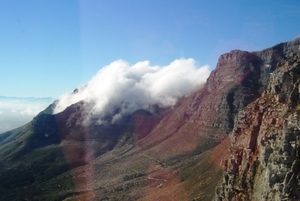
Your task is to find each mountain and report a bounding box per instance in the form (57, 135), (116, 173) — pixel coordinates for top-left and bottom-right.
(0, 38), (299, 201)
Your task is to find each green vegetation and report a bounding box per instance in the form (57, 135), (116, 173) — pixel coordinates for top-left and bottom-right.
(0, 139), (74, 200)
(0, 163), (75, 200)
(123, 172), (145, 181)
(180, 150), (224, 201)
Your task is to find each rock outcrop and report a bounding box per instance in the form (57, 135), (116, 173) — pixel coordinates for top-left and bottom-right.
(215, 38), (300, 201)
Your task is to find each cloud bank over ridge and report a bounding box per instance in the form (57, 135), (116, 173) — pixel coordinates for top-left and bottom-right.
(54, 59), (210, 123)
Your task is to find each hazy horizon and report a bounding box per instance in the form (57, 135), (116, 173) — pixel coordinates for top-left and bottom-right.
(0, 96), (53, 133)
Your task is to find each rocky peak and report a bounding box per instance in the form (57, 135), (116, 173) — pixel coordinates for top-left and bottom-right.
(205, 50), (259, 92)
(139, 49), (266, 158)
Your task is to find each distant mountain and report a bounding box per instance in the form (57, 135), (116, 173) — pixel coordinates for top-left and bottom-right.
(0, 38), (299, 201)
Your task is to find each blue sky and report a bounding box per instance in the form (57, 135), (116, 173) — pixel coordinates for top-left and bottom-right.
(1, 0), (300, 98)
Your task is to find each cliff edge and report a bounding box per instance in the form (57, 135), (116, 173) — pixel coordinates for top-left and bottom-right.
(215, 38), (300, 200)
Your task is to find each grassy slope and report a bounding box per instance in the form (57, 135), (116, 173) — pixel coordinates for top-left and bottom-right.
(0, 112), (229, 201)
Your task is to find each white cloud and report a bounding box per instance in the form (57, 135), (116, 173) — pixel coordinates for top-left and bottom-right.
(54, 59), (211, 124)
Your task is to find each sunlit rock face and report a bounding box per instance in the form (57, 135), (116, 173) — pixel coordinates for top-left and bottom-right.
(215, 38), (300, 201)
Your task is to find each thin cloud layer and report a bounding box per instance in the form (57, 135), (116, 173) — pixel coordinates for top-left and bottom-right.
(0, 97), (53, 133)
(54, 59), (210, 124)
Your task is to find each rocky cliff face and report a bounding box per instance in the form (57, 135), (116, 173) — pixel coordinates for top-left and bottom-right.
(215, 38), (300, 200)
